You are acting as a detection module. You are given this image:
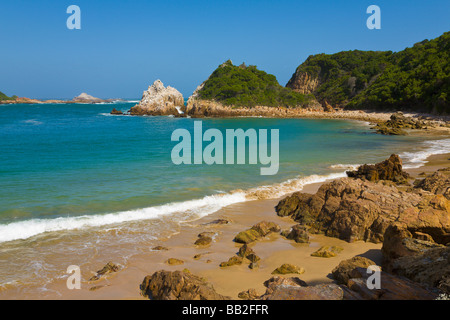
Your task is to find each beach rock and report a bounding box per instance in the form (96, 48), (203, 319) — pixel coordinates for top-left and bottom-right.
(110, 108), (123, 115)
(311, 246), (343, 258)
(331, 256), (377, 285)
(219, 256), (243, 267)
(89, 262), (120, 281)
(237, 244), (255, 258)
(234, 221), (281, 244)
(140, 270), (231, 300)
(372, 112), (428, 135)
(130, 80), (184, 116)
(166, 258), (184, 265)
(263, 284), (344, 300)
(263, 276), (308, 292)
(343, 267), (437, 300)
(275, 168), (450, 243)
(414, 171), (450, 195)
(238, 289), (260, 300)
(195, 233), (214, 246)
(203, 218), (231, 226)
(271, 264), (305, 275)
(281, 224), (310, 243)
(346, 154), (409, 183)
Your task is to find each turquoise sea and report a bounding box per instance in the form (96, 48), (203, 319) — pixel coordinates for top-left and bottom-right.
(0, 102), (449, 293)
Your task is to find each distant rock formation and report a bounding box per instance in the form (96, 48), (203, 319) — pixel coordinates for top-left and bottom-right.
(72, 93), (104, 103)
(129, 80), (184, 116)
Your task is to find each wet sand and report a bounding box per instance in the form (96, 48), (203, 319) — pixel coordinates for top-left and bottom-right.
(18, 152), (446, 300)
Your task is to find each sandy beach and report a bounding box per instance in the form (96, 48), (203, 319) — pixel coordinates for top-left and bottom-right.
(18, 151), (447, 300)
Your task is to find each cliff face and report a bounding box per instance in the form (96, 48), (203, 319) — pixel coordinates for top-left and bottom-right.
(285, 72), (320, 95)
(130, 80), (184, 116)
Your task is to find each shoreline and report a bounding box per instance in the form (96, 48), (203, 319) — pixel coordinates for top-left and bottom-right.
(3, 151), (447, 300)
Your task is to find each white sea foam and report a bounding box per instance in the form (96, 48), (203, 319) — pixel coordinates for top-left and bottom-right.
(0, 192), (247, 243)
(400, 138), (450, 169)
(328, 164), (361, 170)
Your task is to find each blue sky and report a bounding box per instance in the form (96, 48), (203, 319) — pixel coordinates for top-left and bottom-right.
(0, 0), (449, 99)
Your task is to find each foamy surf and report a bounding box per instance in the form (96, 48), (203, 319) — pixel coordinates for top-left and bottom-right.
(0, 170), (352, 243)
(401, 138), (450, 169)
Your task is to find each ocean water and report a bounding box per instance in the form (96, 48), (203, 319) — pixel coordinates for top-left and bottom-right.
(0, 102), (449, 293)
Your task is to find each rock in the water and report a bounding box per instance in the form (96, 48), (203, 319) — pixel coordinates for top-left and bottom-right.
(195, 232), (214, 246)
(346, 154), (409, 183)
(130, 80), (184, 116)
(234, 221), (281, 244)
(89, 262), (120, 281)
(281, 224), (310, 243)
(110, 108), (123, 115)
(331, 256), (377, 285)
(271, 264), (305, 275)
(152, 246), (169, 251)
(140, 270), (231, 300)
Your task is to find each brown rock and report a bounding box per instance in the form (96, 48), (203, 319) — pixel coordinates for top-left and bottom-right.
(234, 221), (281, 244)
(263, 284), (344, 300)
(110, 108), (123, 115)
(281, 224), (310, 243)
(238, 289), (260, 300)
(271, 264), (305, 275)
(140, 270), (231, 300)
(311, 246), (343, 258)
(331, 256), (377, 285)
(346, 154), (410, 183)
(166, 258), (184, 265)
(219, 256), (243, 267)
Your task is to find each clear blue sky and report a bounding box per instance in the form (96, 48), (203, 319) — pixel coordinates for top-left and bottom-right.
(0, 0), (449, 99)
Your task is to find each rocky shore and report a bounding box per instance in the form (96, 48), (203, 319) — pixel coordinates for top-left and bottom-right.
(134, 154), (450, 301)
(0, 93), (123, 105)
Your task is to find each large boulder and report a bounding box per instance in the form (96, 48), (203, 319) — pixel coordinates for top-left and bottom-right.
(130, 80), (184, 116)
(140, 270), (231, 300)
(275, 174), (450, 243)
(280, 224), (310, 243)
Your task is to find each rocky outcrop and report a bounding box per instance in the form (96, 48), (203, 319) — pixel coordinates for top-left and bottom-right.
(276, 162), (450, 244)
(414, 171), (450, 195)
(140, 270), (231, 300)
(346, 154), (409, 183)
(72, 93), (121, 104)
(130, 80), (184, 116)
(110, 108), (123, 115)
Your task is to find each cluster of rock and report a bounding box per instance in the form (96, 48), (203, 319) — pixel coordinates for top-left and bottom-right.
(372, 112), (436, 135)
(274, 155), (449, 297)
(128, 80), (185, 116)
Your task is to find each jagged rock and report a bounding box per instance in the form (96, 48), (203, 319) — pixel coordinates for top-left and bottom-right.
(346, 154), (410, 183)
(263, 276), (308, 292)
(234, 221), (281, 244)
(311, 246), (343, 258)
(275, 167), (450, 243)
(165, 258), (184, 265)
(281, 224), (310, 243)
(89, 262), (120, 281)
(271, 264), (305, 275)
(286, 71), (320, 94)
(331, 256), (377, 285)
(140, 270), (231, 300)
(130, 80), (184, 116)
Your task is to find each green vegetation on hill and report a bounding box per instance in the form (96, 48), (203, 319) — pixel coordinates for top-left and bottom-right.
(288, 31), (450, 114)
(198, 60), (311, 108)
(0, 91), (17, 101)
